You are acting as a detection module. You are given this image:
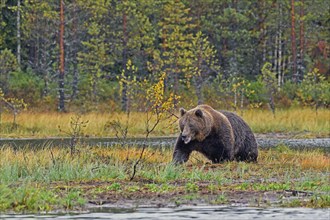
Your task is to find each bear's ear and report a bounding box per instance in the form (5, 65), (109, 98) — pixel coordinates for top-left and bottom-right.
(179, 108), (186, 117)
(195, 109), (203, 118)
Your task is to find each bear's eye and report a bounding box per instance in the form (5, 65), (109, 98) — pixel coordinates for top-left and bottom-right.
(189, 124), (196, 132)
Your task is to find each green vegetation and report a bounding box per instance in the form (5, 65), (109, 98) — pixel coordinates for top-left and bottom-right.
(0, 184), (85, 212)
(0, 145), (329, 212)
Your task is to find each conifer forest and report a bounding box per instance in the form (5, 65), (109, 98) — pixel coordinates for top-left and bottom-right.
(0, 0), (329, 113)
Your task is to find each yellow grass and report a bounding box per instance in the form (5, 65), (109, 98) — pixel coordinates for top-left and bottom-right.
(260, 149), (330, 171)
(1, 146), (328, 172)
(242, 108), (330, 135)
(300, 154), (330, 170)
(91, 146), (173, 164)
(0, 108), (329, 138)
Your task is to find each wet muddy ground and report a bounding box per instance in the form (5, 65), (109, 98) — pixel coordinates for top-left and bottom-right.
(51, 177), (328, 211)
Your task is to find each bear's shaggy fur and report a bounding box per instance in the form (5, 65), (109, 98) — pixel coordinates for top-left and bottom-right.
(172, 104), (258, 164)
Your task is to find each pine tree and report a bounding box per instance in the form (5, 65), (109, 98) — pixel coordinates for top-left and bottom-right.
(158, 0), (195, 98)
(21, 0), (58, 98)
(191, 31), (219, 105)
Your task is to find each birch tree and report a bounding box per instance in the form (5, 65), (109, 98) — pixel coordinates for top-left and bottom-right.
(58, 0), (65, 112)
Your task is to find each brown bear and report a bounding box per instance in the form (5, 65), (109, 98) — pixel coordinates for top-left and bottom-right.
(172, 104), (258, 164)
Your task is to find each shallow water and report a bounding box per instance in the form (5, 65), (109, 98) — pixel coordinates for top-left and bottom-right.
(1, 206), (329, 220)
(1, 137), (330, 151)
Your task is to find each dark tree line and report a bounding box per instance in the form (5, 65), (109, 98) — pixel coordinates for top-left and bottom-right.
(0, 0), (329, 112)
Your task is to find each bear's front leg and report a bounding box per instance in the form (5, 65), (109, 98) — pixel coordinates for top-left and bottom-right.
(218, 127), (235, 161)
(172, 134), (192, 164)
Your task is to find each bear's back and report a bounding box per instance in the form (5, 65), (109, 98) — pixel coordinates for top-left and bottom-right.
(219, 111), (252, 132)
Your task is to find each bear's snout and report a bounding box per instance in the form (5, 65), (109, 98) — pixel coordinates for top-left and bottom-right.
(181, 134), (191, 144)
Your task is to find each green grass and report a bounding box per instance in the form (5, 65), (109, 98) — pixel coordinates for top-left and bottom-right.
(0, 145), (329, 212)
(0, 108), (329, 138)
(0, 184), (85, 212)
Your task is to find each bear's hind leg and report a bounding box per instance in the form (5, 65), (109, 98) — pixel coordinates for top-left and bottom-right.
(201, 144), (234, 163)
(235, 143), (258, 162)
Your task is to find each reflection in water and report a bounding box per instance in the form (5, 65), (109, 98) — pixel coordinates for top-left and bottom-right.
(1, 206), (329, 220)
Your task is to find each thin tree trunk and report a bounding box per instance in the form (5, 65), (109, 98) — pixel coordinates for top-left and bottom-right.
(121, 12), (128, 112)
(231, 0), (238, 75)
(281, 50), (286, 85)
(261, 0), (267, 64)
(269, 91), (275, 117)
(290, 0), (297, 83)
(273, 1), (279, 74)
(277, 34), (282, 87)
(298, 0), (305, 79)
(195, 49), (203, 105)
(240, 89), (244, 115)
(33, 9), (39, 69)
(92, 72), (97, 104)
(42, 32), (49, 98)
(286, 55), (291, 82)
(274, 34), (278, 74)
(234, 87), (237, 111)
(58, 0), (65, 112)
(278, 2), (283, 88)
(71, 0), (79, 101)
(17, 0), (21, 69)
(173, 55), (179, 106)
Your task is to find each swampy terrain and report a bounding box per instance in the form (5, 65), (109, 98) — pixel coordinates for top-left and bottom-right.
(0, 143), (329, 214)
(0, 109), (329, 216)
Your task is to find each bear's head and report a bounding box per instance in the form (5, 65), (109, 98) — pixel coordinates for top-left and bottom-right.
(179, 107), (213, 144)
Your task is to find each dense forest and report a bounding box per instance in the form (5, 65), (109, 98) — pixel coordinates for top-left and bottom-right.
(0, 0), (329, 113)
